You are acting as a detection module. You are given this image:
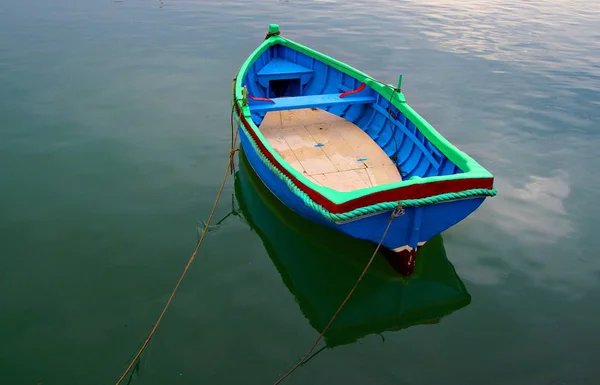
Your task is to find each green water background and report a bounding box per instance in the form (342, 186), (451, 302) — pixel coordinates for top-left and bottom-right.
(1, 0), (599, 384)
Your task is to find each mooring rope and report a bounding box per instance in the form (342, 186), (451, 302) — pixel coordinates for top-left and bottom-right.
(272, 204), (404, 385)
(114, 94), (408, 384)
(114, 105), (240, 385)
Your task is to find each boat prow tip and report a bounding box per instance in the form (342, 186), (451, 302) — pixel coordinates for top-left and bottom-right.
(266, 24), (280, 39)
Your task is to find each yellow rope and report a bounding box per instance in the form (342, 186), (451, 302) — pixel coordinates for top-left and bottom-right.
(114, 110), (240, 385)
(272, 206), (403, 385)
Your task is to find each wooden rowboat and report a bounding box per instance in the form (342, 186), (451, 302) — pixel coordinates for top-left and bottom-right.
(234, 149), (471, 347)
(232, 24), (496, 274)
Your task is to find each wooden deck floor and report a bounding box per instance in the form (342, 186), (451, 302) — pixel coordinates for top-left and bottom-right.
(258, 108), (402, 192)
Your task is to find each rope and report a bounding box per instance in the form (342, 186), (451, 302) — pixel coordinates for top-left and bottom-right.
(264, 31), (281, 40)
(272, 205), (404, 385)
(114, 105), (240, 385)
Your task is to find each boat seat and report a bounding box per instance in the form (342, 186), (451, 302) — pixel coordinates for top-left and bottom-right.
(248, 93), (376, 113)
(256, 58), (314, 88)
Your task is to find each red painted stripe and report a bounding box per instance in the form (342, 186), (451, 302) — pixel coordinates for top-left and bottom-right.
(339, 82), (366, 98)
(248, 94), (275, 103)
(235, 103), (494, 214)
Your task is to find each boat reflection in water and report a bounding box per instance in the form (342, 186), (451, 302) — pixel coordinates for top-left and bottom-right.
(234, 149), (471, 348)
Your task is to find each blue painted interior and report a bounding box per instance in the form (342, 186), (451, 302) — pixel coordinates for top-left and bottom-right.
(242, 43), (464, 180)
(238, 43), (486, 251)
(238, 129), (484, 251)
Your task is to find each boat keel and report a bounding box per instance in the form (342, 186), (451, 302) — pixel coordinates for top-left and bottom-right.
(381, 247), (417, 276)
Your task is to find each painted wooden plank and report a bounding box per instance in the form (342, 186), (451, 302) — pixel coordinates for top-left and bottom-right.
(259, 111), (282, 133)
(259, 108), (402, 192)
(371, 104), (440, 169)
(311, 169), (373, 192)
(249, 93), (376, 113)
(257, 58), (313, 76)
(281, 108), (325, 128)
(280, 124), (319, 150)
(281, 125), (338, 175)
(304, 122), (367, 172)
(255, 58), (314, 88)
(332, 121), (392, 168)
(366, 164), (402, 186)
(262, 131), (307, 174)
(304, 174), (320, 185)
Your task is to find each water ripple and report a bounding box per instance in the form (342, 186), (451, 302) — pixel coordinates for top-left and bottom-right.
(491, 172), (573, 243)
(392, 0), (600, 87)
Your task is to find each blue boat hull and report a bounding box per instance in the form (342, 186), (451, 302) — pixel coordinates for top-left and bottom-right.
(238, 126), (485, 252)
(232, 25), (496, 274)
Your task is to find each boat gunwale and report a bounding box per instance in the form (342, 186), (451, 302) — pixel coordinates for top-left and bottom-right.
(232, 27), (496, 216)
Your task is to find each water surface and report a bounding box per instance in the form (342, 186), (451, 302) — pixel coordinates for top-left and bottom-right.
(1, 1), (599, 384)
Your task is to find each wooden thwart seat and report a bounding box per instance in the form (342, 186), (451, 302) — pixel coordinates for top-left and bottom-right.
(255, 58), (314, 86)
(259, 108), (402, 192)
(248, 93), (376, 113)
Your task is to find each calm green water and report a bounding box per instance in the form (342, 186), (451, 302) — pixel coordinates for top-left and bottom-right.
(2, 1), (600, 384)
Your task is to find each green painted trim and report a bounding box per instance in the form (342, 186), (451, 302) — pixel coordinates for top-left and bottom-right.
(233, 27), (496, 207)
(268, 24), (280, 34)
